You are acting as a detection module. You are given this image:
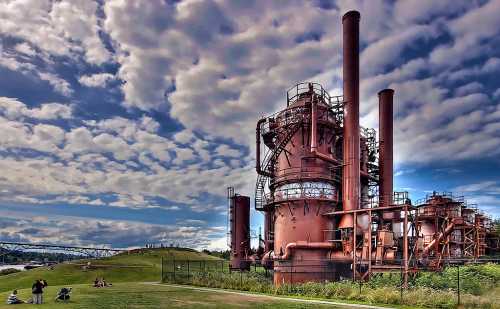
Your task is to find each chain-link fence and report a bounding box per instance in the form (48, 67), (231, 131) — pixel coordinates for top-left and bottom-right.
(160, 257), (500, 307)
(161, 258), (272, 288)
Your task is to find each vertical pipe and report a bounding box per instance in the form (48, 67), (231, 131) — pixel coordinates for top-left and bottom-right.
(378, 89), (394, 208)
(457, 265), (461, 305)
(340, 10), (361, 229)
(403, 205), (408, 288)
(368, 209), (372, 278)
(264, 212), (273, 252)
(311, 96), (318, 151)
(353, 212), (357, 280)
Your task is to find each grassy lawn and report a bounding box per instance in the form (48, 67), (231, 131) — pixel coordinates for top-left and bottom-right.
(1, 250), (498, 308)
(0, 248), (219, 293)
(0, 282), (344, 309)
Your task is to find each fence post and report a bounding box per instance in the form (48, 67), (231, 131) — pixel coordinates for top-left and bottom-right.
(400, 264), (403, 303)
(161, 256), (163, 283)
(188, 260), (190, 283)
(457, 265), (460, 306)
(219, 261), (222, 283)
(173, 258), (176, 283)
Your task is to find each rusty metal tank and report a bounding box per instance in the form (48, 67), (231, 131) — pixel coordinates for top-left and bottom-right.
(229, 190), (251, 270)
(269, 83), (343, 284)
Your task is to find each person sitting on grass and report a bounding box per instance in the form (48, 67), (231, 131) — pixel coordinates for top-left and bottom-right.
(6, 290), (24, 305)
(102, 278), (113, 287)
(55, 287), (72, 302)
(94, 278), (100, 287)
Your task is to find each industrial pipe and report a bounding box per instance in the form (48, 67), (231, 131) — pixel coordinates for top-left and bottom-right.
(264, 211), (273, 252)
(340, 10), (361, 229)
(310, 95), (342, 165)
(423, 219), (456, 255)
(378, 89), (394, 208)
(261, 250), (273, 265)
(264, 241), (336, 261)
(311, 96), (318, 151)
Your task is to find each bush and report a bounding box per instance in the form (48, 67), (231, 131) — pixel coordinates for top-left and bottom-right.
(0, 268), (21, 276)
(163, 263), (500, 308)
(414, 263), (499, 295)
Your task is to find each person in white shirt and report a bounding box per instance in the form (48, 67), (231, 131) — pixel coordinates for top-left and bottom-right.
(6, 290), (24, 305)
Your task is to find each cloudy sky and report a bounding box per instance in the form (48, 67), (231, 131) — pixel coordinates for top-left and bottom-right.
(0, 0), (499, 250)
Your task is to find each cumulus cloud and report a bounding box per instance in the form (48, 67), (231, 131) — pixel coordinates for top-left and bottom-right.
(0, 214), (226, 249)
(0, 98), (72, 120)
(1, 0), (500, 245)
(38, 72), (74, 96)
(0, 0), (111, 64)
(103, 0), (343, 143)
(13, 42), (36, 56)
(429, 0), (500, 68)
(79, 73), (116, 88)
(360, 24), (438, 76)
(0, 97), (252, 209)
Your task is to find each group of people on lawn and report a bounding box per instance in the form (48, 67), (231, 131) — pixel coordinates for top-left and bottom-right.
(6, 277), (112, 304)
(7, 279), (47, 305)
(93, 277), (112, 288)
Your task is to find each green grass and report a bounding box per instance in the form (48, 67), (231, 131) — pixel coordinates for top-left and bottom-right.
(0, 282), (343, 309)
(2, 249), (499, 308)
(0, 248), (219, 293)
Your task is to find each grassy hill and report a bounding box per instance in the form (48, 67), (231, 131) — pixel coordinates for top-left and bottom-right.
(0, 282), (341, 309)
(0, 248), (220, 293)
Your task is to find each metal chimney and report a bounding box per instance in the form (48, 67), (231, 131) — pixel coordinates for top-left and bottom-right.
(378, 89), (394, 209)
(340, 10), (361, 229)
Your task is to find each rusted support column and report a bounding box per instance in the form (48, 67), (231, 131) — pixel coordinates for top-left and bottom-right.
(403, 205), (408, 288)
(368, 209), (372, 278)
(264, 211), (273, 252)
(378, 89), (394, 208)
(340, 10), (361, 229)
(353, 211), (358, 280)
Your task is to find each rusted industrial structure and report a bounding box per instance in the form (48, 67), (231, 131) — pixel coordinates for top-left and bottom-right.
(228, 10), (499, 285)
(227, 187), (251, 271)
(416, 192), (498, 269)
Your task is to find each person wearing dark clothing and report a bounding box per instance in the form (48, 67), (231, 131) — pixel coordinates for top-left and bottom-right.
(31, 279), (47, 304)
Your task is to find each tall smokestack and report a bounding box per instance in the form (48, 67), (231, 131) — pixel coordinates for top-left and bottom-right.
(340, 10), (361, 229)
(378, 89), (394, 209)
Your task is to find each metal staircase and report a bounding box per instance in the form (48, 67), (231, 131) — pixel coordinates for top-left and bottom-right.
(255, 120), (304, 210)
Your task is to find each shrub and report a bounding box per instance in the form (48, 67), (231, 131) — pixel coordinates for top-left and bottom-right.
(163, 263), (500, 308)
(0, 268), (21, 276)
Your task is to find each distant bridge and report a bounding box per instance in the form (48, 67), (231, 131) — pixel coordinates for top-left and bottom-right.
(0, 241), (127, 259)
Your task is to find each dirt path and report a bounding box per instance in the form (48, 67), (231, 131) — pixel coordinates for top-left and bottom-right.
(144, 282), (394, 309)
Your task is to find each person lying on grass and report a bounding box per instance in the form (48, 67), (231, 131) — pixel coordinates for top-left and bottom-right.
(6, 290), (24, 305)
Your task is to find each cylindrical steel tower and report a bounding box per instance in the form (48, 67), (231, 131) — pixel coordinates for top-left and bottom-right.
(271, 83), (341, 284)
(340, 10), (361, 229)
(378, 89), (394, 210)
(229, 192), (251, 270)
